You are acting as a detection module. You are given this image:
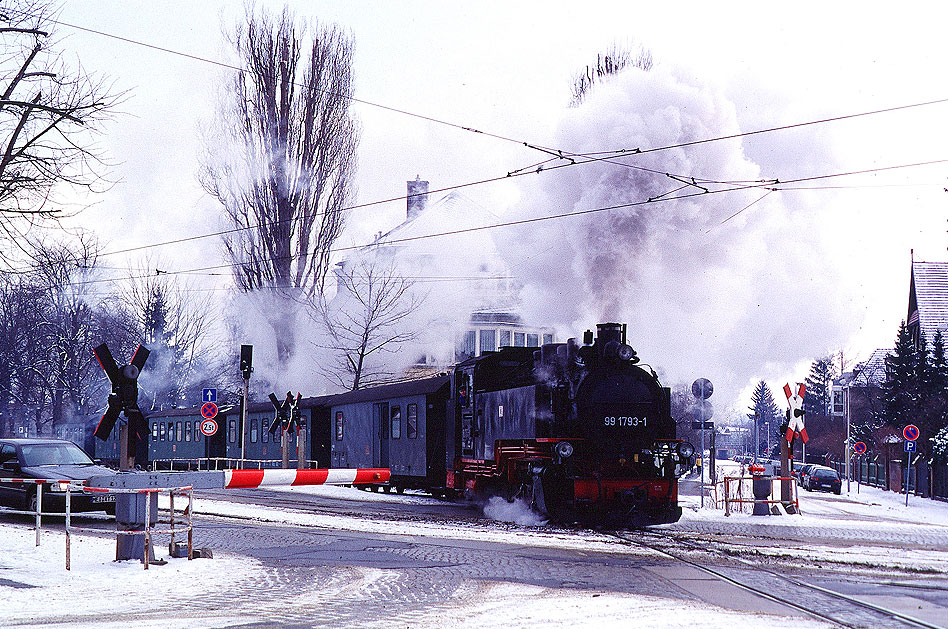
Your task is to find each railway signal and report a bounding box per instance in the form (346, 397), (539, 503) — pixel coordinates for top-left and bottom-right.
(93, 343), (150, 442)
(783, 383), (808, 444)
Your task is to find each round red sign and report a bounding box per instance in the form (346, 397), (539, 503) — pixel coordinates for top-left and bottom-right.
(201, 402), (218, 419)
(200, 418), (218, 437)
(903, 424), (919, 441)
(853, 441), (867, 454)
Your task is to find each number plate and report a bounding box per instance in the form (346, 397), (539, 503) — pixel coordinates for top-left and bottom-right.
(90, 494), (116, 503)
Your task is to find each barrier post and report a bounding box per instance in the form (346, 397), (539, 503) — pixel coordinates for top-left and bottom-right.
(169, 489), (176, 551)
(65, 484), (71, 571)
(187, 487), (194, 561)
(35, 483), (43, 546)
(143, 492), (151, 570)
(724, 477), (731, 516)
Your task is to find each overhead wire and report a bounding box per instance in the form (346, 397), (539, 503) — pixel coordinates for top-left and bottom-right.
(63, 156), (948, 289)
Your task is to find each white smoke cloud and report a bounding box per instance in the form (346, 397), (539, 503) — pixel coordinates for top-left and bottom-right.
(497, 65), (858, 416)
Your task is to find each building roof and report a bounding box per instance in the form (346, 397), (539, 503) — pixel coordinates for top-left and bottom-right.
(908, 261), (948, 344)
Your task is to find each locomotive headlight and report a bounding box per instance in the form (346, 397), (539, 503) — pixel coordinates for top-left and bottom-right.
(617, 343), (638, 362)
(555, 441), (574, 459)
(677, 441), (695, 458)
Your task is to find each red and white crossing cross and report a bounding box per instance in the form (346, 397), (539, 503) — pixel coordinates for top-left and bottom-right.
(783, 382), (809, 444)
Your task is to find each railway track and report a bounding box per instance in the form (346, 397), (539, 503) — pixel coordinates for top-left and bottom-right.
(613, 529), (943, 629)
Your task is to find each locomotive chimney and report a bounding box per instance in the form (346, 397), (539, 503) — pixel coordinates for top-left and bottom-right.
(407, 175), (429, 220)
(596, 323), (623, 347)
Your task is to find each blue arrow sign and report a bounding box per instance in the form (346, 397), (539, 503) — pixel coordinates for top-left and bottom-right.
(202, 388), (217, 403)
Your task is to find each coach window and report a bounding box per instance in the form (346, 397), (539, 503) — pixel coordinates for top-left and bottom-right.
(228, 420), (237, 443)
(262, 419), (269, 443)
(514, 332), (525, 347)
(479, 329), (496, 354)
(159, 422), (166, 441)
(152, 422), (158, 436)
(251, 418), (258, 443)
(526, 333), (539, 347)
(407, 404), (418, 439)
(391, 406), (401, 439)
(461, 330), (475, 357)
(543, 333), (553, 345)
(499, 330), (511, 348)
(185, 421), (192, 442)
(335, 411), (344, 440)
(176, 421), (183, 442)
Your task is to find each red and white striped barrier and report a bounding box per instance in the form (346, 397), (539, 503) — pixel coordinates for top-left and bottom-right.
(223, 468), (390, 489)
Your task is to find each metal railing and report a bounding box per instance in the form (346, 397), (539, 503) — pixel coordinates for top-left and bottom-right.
(722, 475), (801, 516)
(150, 457), (318, 471)
(1, 476), (193, 570)
(76, 484), (194, 570)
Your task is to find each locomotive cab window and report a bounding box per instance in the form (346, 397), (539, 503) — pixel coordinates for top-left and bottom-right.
(391, 406), (401, 439)
(407, 403), (418, 439)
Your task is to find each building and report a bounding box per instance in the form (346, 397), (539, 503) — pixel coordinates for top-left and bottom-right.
(907, 260), (948, 349)
(334, 177), (554, 369)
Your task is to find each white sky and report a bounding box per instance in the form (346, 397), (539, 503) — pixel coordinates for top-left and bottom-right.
(45, 1), (948, 414)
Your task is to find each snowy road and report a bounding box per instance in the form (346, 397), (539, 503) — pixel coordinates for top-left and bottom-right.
(1, 473), (947, 628)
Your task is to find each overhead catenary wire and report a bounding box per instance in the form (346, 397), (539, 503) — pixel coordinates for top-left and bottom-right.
(66, 157), (948, 289)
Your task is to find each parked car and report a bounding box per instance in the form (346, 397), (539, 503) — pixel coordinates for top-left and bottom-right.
(0, 438), (117, 514)
(805, 466), (842, 495)
(798, 464), (818, 487)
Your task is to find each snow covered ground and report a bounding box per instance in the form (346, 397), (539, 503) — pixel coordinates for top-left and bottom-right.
(1, 464), (945, 627)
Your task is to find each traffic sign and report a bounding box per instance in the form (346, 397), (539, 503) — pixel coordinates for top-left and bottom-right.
(903, 424), (919, 441)
(905, 440), (917, 453)
(201, 402), (218, 419)
(200, 418), (218, 437)
(691, 421), (714, 430)
(853, 441), (867, 454)
(692, 378), (713, 400)
(202, 388), (217, 403)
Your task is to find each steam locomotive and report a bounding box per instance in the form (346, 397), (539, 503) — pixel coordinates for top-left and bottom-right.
(83, 323), (694, 526)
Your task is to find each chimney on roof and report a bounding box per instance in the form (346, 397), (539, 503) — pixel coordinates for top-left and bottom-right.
(407, 176), (429, 221)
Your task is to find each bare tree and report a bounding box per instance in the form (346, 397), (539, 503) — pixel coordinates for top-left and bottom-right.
(318, 255), (423, 391)
(202, 6), (359, 365)
(0, 1), (120, 260)
(121, 259), (219, 410)
(569, 42), (652, 107)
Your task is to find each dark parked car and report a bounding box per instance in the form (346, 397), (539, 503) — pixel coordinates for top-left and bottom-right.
(0, 439), (117, 513)
(805, 467), (842, 494)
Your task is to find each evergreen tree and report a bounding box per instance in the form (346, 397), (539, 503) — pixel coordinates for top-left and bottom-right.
(749, 380), (781, 456)
(880, 321), (923, 448)
(804, 357), (837, 419)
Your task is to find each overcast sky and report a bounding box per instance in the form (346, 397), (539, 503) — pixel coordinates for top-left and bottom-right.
(50, 1), (948, 416)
